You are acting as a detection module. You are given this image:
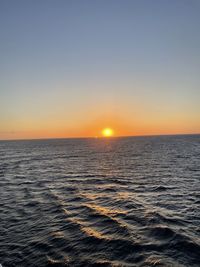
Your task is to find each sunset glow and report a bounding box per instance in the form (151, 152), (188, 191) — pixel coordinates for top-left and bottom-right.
(102, 128), (114, 137)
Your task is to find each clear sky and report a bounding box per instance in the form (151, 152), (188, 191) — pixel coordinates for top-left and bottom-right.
(1, 0), (200, 139)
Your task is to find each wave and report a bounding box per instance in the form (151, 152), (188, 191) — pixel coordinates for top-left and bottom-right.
(1, 135), (200, 267)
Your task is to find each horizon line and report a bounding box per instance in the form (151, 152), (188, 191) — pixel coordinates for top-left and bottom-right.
(0, 132), (199, 142)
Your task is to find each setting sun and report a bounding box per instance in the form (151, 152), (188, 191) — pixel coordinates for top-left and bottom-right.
(102, 128), (114, 137)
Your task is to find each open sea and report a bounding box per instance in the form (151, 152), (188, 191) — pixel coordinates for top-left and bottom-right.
(0, 135), (200, 267)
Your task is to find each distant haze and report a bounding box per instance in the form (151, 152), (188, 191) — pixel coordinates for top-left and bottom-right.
(1, 0), (200, 139)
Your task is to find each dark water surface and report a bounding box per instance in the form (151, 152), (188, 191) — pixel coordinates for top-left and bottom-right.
(0, 135), (200, 267)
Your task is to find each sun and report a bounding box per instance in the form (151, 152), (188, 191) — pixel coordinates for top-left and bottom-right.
(102, 128), (114, 137)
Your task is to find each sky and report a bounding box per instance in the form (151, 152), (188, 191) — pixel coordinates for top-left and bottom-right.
(0, 0), (200, 139)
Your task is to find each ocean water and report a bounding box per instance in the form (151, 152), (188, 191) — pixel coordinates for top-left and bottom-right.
(0, 135), (200, 267)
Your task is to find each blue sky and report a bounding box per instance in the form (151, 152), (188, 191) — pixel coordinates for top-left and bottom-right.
(0, 0), (200, 139)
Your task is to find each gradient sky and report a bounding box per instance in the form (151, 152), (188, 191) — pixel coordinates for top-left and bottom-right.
(1, 0), (200, 139)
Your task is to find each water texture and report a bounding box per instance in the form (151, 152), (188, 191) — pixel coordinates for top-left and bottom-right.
(0, 135), (200, 267)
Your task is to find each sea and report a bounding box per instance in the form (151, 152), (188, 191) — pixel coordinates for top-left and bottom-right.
(0, 135), (200, 267)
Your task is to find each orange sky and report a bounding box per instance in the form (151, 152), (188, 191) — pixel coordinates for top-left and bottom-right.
(1, 110), (199, 140)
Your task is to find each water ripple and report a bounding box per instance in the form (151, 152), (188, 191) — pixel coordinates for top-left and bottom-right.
(0, 135), (200, 266)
